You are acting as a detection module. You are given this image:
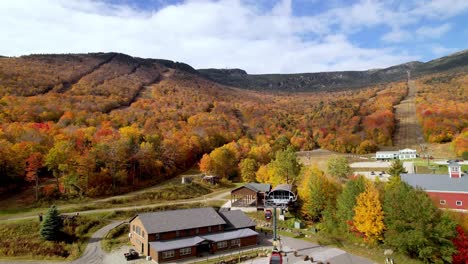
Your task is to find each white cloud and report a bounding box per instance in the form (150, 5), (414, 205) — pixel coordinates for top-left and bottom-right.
(0, 0), (464, 73)
(381, 28), (411, 43)
(416, 23), (452, 38)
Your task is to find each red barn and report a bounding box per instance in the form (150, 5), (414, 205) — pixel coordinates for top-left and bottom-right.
(402, 162), (467, 211)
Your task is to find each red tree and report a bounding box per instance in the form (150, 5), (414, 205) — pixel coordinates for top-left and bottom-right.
(26, 152), (43, 201)
(453, 225), (468, 264)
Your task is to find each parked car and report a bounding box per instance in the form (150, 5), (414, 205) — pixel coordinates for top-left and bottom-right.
(124, 249), (139, 261)
(270, 250), (283, 264)
(370, 171), (375, 175)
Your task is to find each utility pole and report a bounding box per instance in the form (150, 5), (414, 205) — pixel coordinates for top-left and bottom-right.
(273, 207), (277, 242)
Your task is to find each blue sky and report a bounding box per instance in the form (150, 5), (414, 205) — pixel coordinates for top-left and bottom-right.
(0, 0), (467, 73)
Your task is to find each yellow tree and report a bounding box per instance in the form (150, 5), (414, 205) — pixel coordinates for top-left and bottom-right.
(353, 181), (385, 243)
(255, 165), (270, 183)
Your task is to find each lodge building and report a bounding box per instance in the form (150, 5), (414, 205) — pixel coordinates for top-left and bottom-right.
(402, 162), (467, 211)
(129, 207), (258, 263)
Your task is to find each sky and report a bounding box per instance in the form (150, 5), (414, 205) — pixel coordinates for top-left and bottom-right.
(0, 0), (467, 74)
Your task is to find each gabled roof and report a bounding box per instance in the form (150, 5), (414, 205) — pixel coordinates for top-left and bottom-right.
(201, 228), (258, 242)
(132, 207), (226, 234)
(219, 210), (256, 230)
(401, 173), (468, 193)
(232, 183), (271, 193)
(149, 236), (206, 251)
(399, 148), (416, 152)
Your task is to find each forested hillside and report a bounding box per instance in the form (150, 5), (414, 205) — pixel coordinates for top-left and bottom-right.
(415, 72), (468, 157)
(198, 49), (468, 92)
(0, 52), (466, 198)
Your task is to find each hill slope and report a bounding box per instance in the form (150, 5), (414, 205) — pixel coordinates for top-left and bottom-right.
(198, 50), (468, 92)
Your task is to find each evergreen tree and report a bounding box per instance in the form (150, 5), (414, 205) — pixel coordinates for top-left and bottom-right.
(387, 159), (407, 178)
(384, 181), (457, 263)
(336, 176), (367, 231)
(353, 181), (385, 243)
(327, 156), (351, 180)
(40, 205), (63, 241)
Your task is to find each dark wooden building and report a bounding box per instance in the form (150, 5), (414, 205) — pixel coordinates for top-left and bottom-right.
(230, 183), (271, 209)
(129, 208), (258, 263)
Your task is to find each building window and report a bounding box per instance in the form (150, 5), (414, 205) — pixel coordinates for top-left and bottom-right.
(162, 250), (175, 259)
(155, 233), (160, 240)
(218, 224), (222, 231)
(456, 201), (463, 206)
(176, 230), (180, 237)
(136, 226), (141, 236)
(132, 225), (135, 231)
(208, 226), (212, 232)
(180, 247), (191, 256)
(217, 241), (227, 248)
(231, 239), (240, 246)
(440, 200), (446, 205)
(195, 228), (199, 234)
(142, 231), (145, 238)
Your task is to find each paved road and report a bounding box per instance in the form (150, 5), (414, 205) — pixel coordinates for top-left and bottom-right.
(251, 236), (375, 264)
(70, 221), (124, 264)
(350, 161), (414, 173)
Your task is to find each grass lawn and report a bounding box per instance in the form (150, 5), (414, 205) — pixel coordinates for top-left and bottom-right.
(0, 214), (109, 261)
(0, 181), (229, 220)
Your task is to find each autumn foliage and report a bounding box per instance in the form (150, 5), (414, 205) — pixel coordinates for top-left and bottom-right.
(415, 73), (467, 153)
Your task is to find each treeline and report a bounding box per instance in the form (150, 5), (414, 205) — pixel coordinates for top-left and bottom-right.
(236, 148), (468, 263)
(0, 54), (409, 197)
(415, 73), (467, 157)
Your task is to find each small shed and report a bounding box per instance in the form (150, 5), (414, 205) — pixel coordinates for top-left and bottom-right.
(202, 175), (219, 185)
(231, 183), (271, 209)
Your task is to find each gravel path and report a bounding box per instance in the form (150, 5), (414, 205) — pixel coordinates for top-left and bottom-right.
(70, 221), (123, 264)
(0, 221), (123, 264)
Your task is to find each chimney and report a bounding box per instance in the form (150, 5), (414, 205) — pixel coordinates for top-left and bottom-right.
(448, 161), (462, 178)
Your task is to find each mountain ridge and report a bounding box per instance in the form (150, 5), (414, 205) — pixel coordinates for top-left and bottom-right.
(1, 49), (467, 93)
(198, 49), (468, 91)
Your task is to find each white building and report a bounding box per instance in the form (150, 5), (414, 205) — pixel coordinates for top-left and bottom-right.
(398, 148), (417, 159)
(376, 148), (417, 160)
(376, 151), (399, 160)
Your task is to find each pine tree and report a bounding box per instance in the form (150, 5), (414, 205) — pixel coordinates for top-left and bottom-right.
(327, 156), (351, 180)
(387, 159), (407, 178)
(353, 181), (385, 243)
(40, 205), (63, 241)
(384, 181), (457, 263)
(336, 176), (367, 231)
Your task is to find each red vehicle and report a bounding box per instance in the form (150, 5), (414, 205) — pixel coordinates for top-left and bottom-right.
(270, 250), (282, 264)
(265, 210), (272, 221)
